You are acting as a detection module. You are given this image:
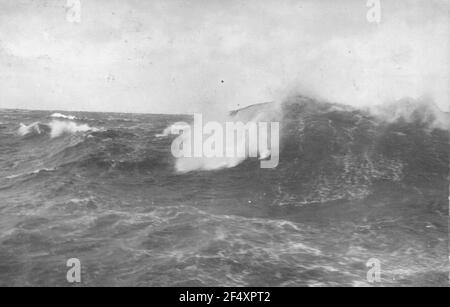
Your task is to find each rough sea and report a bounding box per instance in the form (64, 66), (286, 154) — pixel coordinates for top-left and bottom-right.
(0, 97), (448, 286)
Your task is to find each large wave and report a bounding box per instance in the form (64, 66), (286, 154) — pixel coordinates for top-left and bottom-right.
(159, 95), (449, 190)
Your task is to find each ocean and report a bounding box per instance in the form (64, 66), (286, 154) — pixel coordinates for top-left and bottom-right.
(0, 97), (448, 286)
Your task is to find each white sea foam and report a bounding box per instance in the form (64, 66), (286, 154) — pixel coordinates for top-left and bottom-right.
(370, 98), (450, 131)
(48, 120), (98, 138)
(18, 120), (99, 138)
(50, 113), (77, 120)
(172, 103), (280, 173)
(156, 122), (191, 138)
(6, 167), (56, 179)
(18, 122), (42, 136)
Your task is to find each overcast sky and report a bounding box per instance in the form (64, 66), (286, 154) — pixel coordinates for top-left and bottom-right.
(0, 0), (448, 113)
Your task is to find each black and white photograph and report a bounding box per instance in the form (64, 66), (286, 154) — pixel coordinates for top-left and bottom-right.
(0, 0), (449, 291)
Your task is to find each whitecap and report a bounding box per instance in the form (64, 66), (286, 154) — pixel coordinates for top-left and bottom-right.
(48, 120), (98, 138)
(156, 122), (191, 138)
(50, 113), (77, 120)
(18, 122), (42, 136)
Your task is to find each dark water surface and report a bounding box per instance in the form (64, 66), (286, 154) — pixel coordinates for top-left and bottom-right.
(0, 103), (448, 286)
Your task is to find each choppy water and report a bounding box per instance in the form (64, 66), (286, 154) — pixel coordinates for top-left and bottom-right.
(0, 99), (448, 286)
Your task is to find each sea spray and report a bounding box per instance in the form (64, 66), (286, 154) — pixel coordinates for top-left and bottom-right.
(48, 120), (97, 138)
(18, 120), (99, 138)
(168, 104), (281, 172)
(18, 122), (45, 136)
(50, 113), (77, 120)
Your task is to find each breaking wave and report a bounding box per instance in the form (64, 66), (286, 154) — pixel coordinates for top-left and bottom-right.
(158, 97), (449, 175)
(370, 98), (450, 131)
(50, 113), (77, 120)
(166, 103), (281, 173)
(48, 120), (98, 138)
(18, 122), (48, 137)
(18, 120), (99, 138)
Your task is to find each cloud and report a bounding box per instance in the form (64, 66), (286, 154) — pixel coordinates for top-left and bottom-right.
(0, 0), (448, 113)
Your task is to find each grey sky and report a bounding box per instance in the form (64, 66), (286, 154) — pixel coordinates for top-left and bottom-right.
(0, 0), (448, 113)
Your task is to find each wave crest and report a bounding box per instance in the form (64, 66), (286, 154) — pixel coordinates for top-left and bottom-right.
(18, 120), (99, 138)
(18, 122), (48, 137)
(172, 103), (280, 173)
(156, 122), (191, 138)
(50, 113), (77, 120)
(48, 120), (97, 138)
(370, 98), (450, 130)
